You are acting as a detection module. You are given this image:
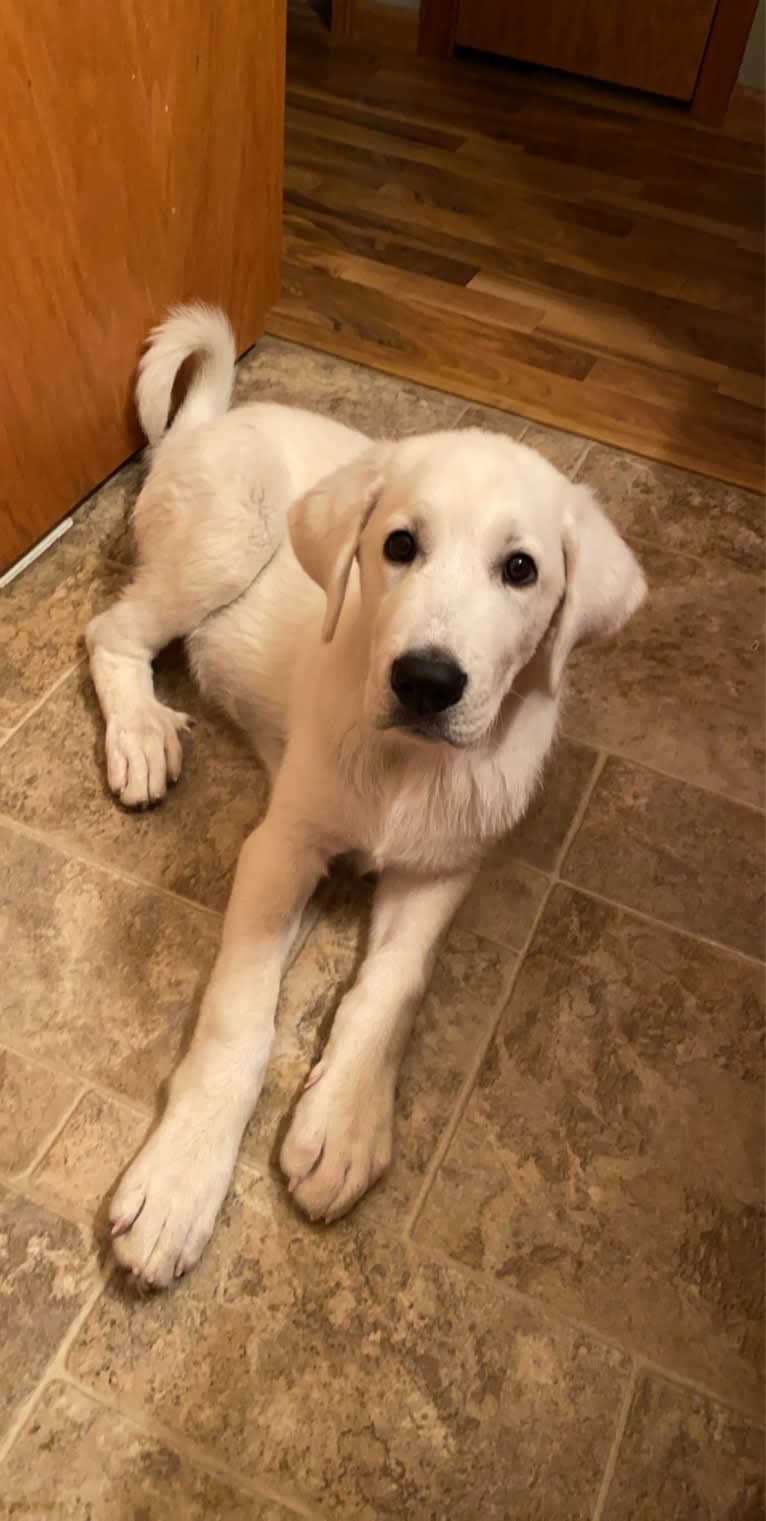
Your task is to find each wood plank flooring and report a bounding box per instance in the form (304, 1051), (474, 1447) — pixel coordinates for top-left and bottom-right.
(269, 3), (765, 489)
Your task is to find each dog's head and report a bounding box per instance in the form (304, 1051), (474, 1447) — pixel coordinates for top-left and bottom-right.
(288, 429), (646, 748)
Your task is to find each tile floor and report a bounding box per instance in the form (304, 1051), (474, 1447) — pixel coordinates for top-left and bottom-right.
(0, 338), (763, 1519)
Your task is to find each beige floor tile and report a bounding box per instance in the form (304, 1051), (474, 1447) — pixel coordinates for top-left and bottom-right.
(0, 825), (219, 1108)
(416, 886), (764, 1414)
(0, 656), (269, 911)
(243, 882), (370, 1171)
(452, 402), (528, 438)
(601, 1373), (764, 1521)
(0, 1189), (99, 1435)
(0, 1049), (79, 1176)
(577, 444), (764, 571)
(521, 422), (590, 473)
(1, 1381), (295, 1520)
(236, 336), (468, 435)
(509, 736), (598, 871)
(561, 542), (764, 807)
(456, 844), (547, 949)
(32, 1092), (148, 1225)
(0, 543), (123, 730)
(245, 881), (515, 1226)
(562, 757), (764, 958)
(69, 1169), (629, 1521)
(66, 456), (143, 566)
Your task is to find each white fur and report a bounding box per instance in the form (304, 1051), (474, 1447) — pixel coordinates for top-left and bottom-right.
(86, 305), (646, 1287)
(136, 302), (236, 443)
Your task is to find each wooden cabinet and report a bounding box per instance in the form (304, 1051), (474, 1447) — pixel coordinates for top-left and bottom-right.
(419, 0), (759, 120)
(455, 0), (719, 98)
(0, 1), (286, 573)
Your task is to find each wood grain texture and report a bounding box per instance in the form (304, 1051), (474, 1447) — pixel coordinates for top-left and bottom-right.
(0, 0), (286, 572)
(455, 0), (719, 101)
(271, 4), (764, 489)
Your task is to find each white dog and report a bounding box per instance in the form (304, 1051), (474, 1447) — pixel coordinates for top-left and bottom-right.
(86, 305), (646, 1288)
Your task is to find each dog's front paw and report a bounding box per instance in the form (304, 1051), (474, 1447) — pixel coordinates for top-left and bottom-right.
(280, 1060), (395, 1223)
(109, 1117), (235, 1288)
(106, 700), (192, 809)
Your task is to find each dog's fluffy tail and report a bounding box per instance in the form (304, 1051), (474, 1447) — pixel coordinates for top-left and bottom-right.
(135, 303), (236, 444)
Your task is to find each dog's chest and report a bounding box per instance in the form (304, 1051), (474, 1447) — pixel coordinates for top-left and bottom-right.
(353, 753), (518, 876)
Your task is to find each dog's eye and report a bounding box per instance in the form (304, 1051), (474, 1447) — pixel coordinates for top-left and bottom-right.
(503, 552), (537, 587)
(384, 529), (417, 565)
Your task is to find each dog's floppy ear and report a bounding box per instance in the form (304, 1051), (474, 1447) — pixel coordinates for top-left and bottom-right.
(288, 446), (388, 642)
(545, 483), (647, 692)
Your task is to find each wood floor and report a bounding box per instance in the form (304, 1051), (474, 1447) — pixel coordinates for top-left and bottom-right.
(269, 2), (765, 490)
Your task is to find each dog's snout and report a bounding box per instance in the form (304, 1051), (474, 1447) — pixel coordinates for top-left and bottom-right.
(390, 649), (467, 716)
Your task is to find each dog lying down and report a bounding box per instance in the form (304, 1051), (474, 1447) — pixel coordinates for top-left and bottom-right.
(86, 304), (646, 1288)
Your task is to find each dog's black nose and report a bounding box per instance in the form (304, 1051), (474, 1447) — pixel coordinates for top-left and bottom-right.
(390, 649), (467, 716)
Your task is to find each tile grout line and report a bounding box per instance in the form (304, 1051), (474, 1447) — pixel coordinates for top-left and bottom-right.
(0, 811), (224, 924)
(395, 731), (765, 1416)
(401, 716), (766, 1237)
(552, 747), (609, 873)
(563, 439), (594, 479)
(553, 745), (763, 965)
(557, 730), (765, 817)
(52, 1371), (323, 1519)
(557, 873), (766, 968)
(0, 1270), (111, 1469)
(631, 1352), (766, 1429)
(1, 1074), (757, 1453)
(0, 1040), (95, 1104)
(259, 1132), (766, 1430)
(409, 1230), (633, 1358)
(0, 1039), (153, 1123)
(571, 441), (594, 483)
(401, 878), (555, 1239)
(4, 1054), (761, 1421)
(402, 747), (610, 1238)
(12, 1082), (90, 1184)
(400, 1232), (764, 1425)
(590, 1361), (638, 1521)
(219, 1176), (765, 1434)
(0, 1168), (110, 1234)
(0, 658), (83, 747)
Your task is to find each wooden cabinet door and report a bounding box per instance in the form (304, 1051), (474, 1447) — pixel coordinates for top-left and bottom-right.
(0, 0), (285, 572)
(455, 0), (719, 99)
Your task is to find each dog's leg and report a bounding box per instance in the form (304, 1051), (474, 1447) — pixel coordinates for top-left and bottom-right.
(86, 571), (200, 808)
(281, 867), (473, 1223)
(108, 804), (328, 1287)
(86, 533), (266, 807)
